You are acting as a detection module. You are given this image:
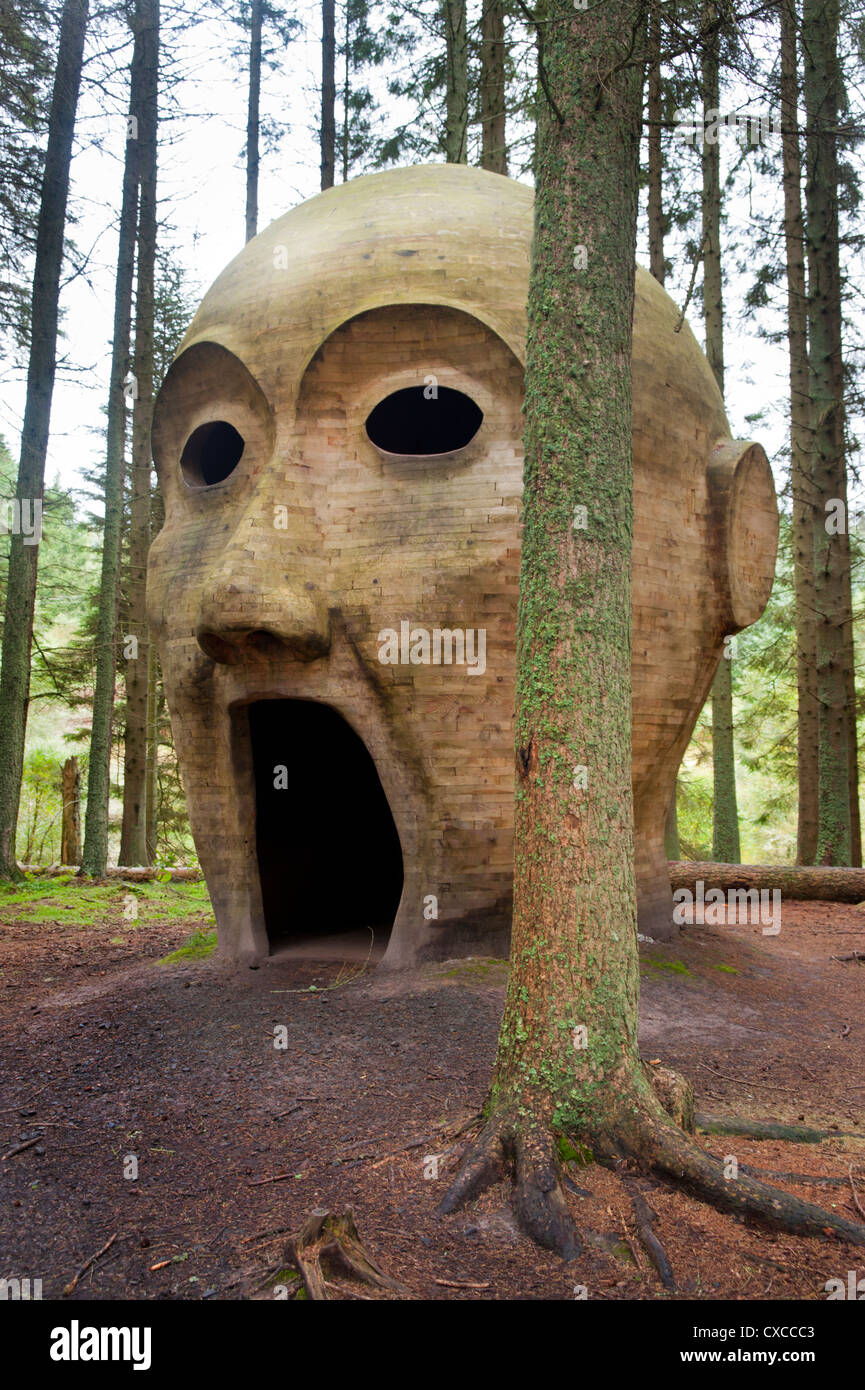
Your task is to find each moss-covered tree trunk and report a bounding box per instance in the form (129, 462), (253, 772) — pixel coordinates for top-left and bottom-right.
(119, 0), (159, 868)
(439, 0), (865, 1258)
(803, 0), (852, 867)
(479, 0), (506, 174)
(0, 0), (88, 879)
(781, 0), (819, 865)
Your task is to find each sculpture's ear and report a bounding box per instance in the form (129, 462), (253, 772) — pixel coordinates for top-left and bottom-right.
(707, 439), (779, 631)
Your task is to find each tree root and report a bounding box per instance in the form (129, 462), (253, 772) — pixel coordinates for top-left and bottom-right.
(737, 1165), (847, 1187)
(436, 1113), (582, 1259)
(624, 1182), (676, 1290)
(696, 1112), (864, 1143)
(436, 1093), (865, 1269)
(597, 1105), (865, 1246)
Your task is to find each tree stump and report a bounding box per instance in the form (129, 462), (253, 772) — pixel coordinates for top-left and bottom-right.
(285, 1208), (411, 1300)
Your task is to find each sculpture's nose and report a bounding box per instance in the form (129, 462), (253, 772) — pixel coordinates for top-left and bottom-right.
(196, 574), (330, 665)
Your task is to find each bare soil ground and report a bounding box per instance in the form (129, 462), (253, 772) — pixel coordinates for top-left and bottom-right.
(1, 887), (864, 1301)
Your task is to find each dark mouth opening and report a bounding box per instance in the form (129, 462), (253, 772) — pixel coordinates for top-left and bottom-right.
(248, 699), (403, 956)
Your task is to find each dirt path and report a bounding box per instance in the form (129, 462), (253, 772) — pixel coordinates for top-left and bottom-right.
(1, 893), (864, 1300)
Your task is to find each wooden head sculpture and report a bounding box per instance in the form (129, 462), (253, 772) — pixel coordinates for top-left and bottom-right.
(148, 164), (779, 965)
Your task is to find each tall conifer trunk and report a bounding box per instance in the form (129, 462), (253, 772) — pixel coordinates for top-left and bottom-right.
(119, 0), (159, 867)
(780, 0), (818, 864)
(480, 0), (506, 174)
(320, 0), (336, 189)
(0, 0), (89, 877)
(646, 0), (664, 285)
(245, 0), (262, 241)
(443, 0), (468, 162)
(701, 1), (740, 863)
(802, 0), (853, 866)
(80, 4), (146, 876)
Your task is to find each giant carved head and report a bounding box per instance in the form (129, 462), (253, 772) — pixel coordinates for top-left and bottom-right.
(147, 164), (779, 967)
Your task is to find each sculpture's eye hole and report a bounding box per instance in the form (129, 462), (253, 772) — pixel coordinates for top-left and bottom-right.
(181, 420), (245, 487)
(365, 386), (483, 456)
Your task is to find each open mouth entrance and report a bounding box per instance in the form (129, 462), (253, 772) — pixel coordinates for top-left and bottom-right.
(249, 699), (403, 957)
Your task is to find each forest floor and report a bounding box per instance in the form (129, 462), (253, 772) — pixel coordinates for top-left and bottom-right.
(1, 877), (864, 1301)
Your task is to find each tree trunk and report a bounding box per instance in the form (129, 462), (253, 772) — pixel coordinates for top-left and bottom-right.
(341, 3), (350, 182)
(480, 0), (506, 174)
(443, 0), (468, 163)
(245, 0), (262, 241)
(669, 859), (865, 903)
(443, 0), (645, 1255)
(802, 0), (852, 866)
(80, 4), (145, 876)
(438, 0), (865, 1258)
(701, 2), (740, 864)
(145, 642), (159, 862)
(320, 0), (336, 189)
(711, 654), (740, 861)
(119, 0), (159, 868)
(60, 756), (81, 865)
(0, 0), (89, 879)
(781, 0), (819, 865)
(646, 0), (664, 284)
(145, 485), (164, 864)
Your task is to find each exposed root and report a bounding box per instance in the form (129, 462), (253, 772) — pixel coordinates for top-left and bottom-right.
(624, 1181), (676, 1290)
(511, 1125), (582, 1260)
(604, 1104), (865, 1246)
(436, 1112), (581, 1259)
(435, 1112), (509, 1214)
(696, 1112), (865, 1144)
(737, 1165), (847, 1188)
(437, 1091), (865, 1270)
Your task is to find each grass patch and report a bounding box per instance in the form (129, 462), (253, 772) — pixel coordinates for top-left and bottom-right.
(443, 957), (508, 982)
(0, 877), (214, 929)
(157, 929), (217, 964)
(643, 955), (693, 977)
(713, 963), (739, 974)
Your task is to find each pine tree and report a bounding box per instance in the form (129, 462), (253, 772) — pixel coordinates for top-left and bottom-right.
(80, 0), (147, 877)
(438, 0), (864, 1257)
(0, 0), (89, 878)
(803, 0), (854, 865)
(479, 0), (506, 172)
(443, 0), (468, 161)
(119, 0), (159, 867)
(321, 0), (336, 188)
(780, 0), (819, 864)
